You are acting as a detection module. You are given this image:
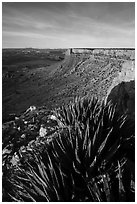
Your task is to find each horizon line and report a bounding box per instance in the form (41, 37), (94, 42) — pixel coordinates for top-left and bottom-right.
(2, 47), (135, 49)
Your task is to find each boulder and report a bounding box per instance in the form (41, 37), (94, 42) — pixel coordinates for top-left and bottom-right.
(107, 80), (135, 121)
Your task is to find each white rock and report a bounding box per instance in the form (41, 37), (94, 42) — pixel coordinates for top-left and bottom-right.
(18, 127), (21, 131)
(29, 106), (36, 111)
(24, 121), (28, 124)
(39, 125), (47, 137)
(21, 134), (26, 138)
(50, 115), (57, 120)
(25, 106), (36, 114)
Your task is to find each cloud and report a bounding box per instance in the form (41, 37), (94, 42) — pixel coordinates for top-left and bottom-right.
(2, 2), (135, 48)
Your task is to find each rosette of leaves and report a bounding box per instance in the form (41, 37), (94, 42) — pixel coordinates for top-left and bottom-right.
(3, 97), (135, 202)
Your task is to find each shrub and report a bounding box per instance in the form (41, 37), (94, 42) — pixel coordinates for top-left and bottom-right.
(3, 97), (135, 201)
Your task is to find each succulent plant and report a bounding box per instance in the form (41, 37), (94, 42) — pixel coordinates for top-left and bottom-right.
(3, 97), (135, 201)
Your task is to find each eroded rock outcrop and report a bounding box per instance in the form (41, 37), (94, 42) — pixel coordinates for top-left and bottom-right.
(66, 48), (135, 60)
(106, 60), (135, 121)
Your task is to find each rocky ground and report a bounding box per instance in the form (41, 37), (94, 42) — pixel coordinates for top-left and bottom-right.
(2, 106), (59, 166)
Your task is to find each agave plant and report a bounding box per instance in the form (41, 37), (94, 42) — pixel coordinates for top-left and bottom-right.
(3, 96), (135, 201)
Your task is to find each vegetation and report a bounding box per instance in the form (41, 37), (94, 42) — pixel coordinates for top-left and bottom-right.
(2, 97), (135, 201)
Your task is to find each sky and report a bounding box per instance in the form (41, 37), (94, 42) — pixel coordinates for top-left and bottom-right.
(2, 2), (135, 48)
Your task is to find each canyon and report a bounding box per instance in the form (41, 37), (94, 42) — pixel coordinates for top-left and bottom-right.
(3, 48), (135, 122)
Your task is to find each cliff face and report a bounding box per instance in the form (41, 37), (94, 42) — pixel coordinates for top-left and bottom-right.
(66, 48), (135, 60)
(65, 48), (135, 121)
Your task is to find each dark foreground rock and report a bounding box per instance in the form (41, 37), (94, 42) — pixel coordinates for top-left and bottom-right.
(106, 60), (135, 122)
(107, 80), (135, 122)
